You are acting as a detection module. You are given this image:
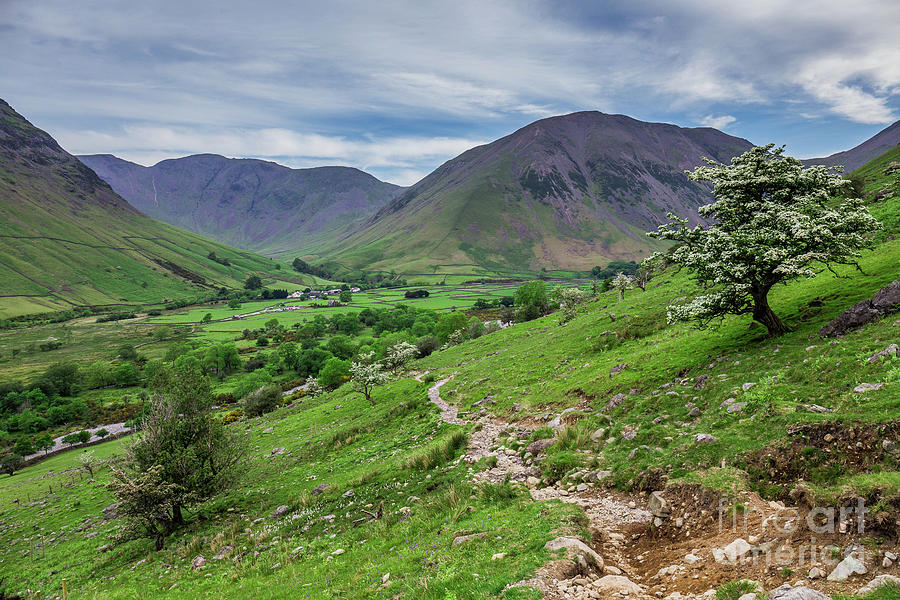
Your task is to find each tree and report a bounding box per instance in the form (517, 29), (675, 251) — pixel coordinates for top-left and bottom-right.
(35, 432), (54, 453)
(114, 362), (139, 387)
(554, 287), (590, 324)
(275, 341), (300, 372)
(350, 352), (390, 405)
(79, 449), (99, 478)
(383, 341), (418, 373)
(318, 357), (351, 389)
(108, 366), (244, 549)
(118, 344), (138, 361)
(244, 275), (263, 290)
(37, 362), (80, 397)
(61, 432), (82, 446)
(241, 384), (282, 417)
(339, 290), (352, 303)
(514, 280), (549, 322)
(1, 454), (24, 476)
(610, 273), (632, 302)
(96, 428), (110, 439)
(77, 430), (91, 444)
(202, 313), (213, 323)
(227, 298), (242, 310)
(85, 360), (116, 389)
(13, 436), (34, 456)
(648, 144), (880, 336)
(202, 343), (241, 378)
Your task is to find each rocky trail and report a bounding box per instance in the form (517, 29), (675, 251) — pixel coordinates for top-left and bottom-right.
(424, 376), (900, 600)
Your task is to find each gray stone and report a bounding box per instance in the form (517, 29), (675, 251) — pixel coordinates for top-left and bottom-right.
(648, 491), (670, 518)
(807, 567), (826, 580)
(191, 555), (207, 570)
(827, 553), (867, 581)
(694, 433), (719, 443)
(798, 404), (834, 413)
(592, 575), (641, 595)
(452, 532), (487, 546)
(311, 483), (329, 495)
(768, 585), (830, 600)
(867, 343), (899, 362)
(713, 538), (752, 564)
(527, 438), (555, 455)
(591, 428), (607, 441)
(727, 402), (748, 413)
(604, 393), (627, 412)
(819, 280), (900, 337)
(271, 505), (290, 519)
(213, 545), (233, 560)
(341, 489), (355, 498)
(855, 574), (900, 596)
(693, 375), (710, 390)
(610, 363), (628, 376)
(853, 383), (883, 393)
(688, 407), (702, 417)
(544, 536), (604, 571)
(741, 382), (756, 391)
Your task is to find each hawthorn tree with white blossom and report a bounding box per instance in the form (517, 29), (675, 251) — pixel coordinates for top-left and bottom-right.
(647, 144), (879, 337)
(350, 352), (390, 405)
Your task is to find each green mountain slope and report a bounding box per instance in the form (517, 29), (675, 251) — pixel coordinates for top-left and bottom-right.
(0, 146), (897, 600)
(0, 99), (283, 318)
(314, 111), (753, 277)
(77, 153), (404, 257)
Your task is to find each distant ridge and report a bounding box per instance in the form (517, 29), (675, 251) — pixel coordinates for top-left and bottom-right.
(78, 153), (404, 257)
(806, 120), (900, 171)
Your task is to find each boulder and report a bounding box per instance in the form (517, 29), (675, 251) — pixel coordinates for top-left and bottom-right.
(727, 402), (748, 413)
(819, 280), (900, 337)
(713, 538), (752, 564)
(854, 574), (900, 596)
(191, 555), (207, 570)
(527, 438), (555, 455)
(604, 393), (627, 412)
(592, 575), (642, 596)
(768, 587), (829, 600)
(544, 536), (604, 571)
(827, 553), (867, 581)
(311, 483), (329, 495)
(694, 433), (718, 444)
(648, 491), (670, 518)
(693, 375), (710, 390)
(212, 545), (233, 560)
(271, 505), (290, 519)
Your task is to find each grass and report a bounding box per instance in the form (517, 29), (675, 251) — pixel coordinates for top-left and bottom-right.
(0, 378), (584, 599)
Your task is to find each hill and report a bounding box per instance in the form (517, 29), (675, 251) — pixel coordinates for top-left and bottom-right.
(78, 153), (404, 257)
(0, 145), (897, 600)
(312, 111), (754, 277)
(806, 119), (900, 171)
(0, 99), (285, 318)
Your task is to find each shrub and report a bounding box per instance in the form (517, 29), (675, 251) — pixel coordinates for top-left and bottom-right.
(416, 336), (440, 358)
(96, 428), (110, 439)
(242, 384), (282, 417)
(318, 357), (350, 389)
(716, 580), (760, 600)
(223, 409), (244, 424)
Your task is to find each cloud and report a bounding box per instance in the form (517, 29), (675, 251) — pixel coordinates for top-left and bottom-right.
(58, 124), (486, 186)
(699, 115), (737, 130)
(2, 0), (899, 178)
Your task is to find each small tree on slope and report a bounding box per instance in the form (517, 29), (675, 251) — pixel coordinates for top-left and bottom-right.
(647, 144), (880, 336)
(350, 352), (390, 405)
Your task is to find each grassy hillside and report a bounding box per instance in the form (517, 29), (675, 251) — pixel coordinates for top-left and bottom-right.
(0, 99), (292, 318)
(0, 147), (897, 599)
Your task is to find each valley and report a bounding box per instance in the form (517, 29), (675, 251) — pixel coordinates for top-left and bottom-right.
(0, 95), (899, 600)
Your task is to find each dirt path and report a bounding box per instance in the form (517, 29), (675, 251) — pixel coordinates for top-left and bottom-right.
(425, 376), (654, 599)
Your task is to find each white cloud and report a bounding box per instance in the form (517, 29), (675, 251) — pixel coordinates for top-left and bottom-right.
(699, 115), (737, 130)
(59, 125), (486, 186)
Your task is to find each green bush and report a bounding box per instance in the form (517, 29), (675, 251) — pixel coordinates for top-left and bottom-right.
(242, 384), (283, 417)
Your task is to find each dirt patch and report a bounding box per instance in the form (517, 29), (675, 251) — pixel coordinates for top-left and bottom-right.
(741, 422), (900, 498)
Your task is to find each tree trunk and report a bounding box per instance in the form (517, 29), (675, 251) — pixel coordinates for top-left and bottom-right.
(172, 503), (184, 526)
(752, 292), (787, 337)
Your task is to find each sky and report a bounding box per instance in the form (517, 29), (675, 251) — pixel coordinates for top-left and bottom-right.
(1, 0), (899, 186)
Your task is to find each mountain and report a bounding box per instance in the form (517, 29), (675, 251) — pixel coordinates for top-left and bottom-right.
(78, 153), (404, 257)
(313, 111), (754, 276)
(0, 99), (283, 318)
(806, 119), (900, 172)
